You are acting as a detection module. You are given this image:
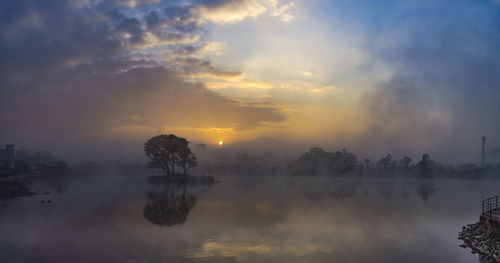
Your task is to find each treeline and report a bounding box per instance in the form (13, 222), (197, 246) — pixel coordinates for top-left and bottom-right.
(202, 147), (500, 177)
(287, 148), (445, 177)
(144, 134), (499, 178)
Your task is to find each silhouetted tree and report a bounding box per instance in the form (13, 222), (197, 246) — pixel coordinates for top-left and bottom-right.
(397, 156), (412, 169)
(340, 148), (358, 172)
(376, 153), (393, 167)
(287, 147), (328, 176)
(56, 160), (68, 175)
(176, 144), (198, 175)
(144, 134), (198, 176)
(288, 147), (359, 176)
(416, 153), (436, 177)
(373, 153), (397, 175)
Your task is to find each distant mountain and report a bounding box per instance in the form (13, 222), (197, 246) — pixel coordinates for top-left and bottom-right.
(226, 137), (309, 158)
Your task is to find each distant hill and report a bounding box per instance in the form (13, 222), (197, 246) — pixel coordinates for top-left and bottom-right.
(225, 137), (309, 158)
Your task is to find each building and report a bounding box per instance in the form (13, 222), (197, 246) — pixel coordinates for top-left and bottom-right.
(0, 144), (16, 169)
(0, 144), (56, 174)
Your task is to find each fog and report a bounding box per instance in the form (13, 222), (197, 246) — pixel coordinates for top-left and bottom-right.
(2, 167), (499, 262)
(2, 1), (500, 262)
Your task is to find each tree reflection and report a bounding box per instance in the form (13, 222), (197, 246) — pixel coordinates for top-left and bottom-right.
(143, 184), (196, 227)
(377, 182), (396, 199)
(416, 182), (436, 202)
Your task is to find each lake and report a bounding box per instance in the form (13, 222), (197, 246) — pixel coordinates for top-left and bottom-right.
(0, 174), (498, 263)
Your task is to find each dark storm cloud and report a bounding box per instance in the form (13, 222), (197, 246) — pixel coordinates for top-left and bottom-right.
(144, 5), (202, 34)
(359, 0), (500, 163)
(1, 66), (281, 137)
(0, 0), (284, 156)
(115, 17), (146, 44)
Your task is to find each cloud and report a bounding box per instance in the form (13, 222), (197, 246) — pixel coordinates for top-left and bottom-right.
(298, 71), (312, 77)
(359, 0), (500, 162)
(0, 0), (285, 157)
(196, 0), (267, 24)
(112, 0), (162, 8)
(195, 0), (296, 24)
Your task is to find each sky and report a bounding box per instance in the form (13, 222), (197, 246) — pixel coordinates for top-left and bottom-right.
(0, 0), (499, 163)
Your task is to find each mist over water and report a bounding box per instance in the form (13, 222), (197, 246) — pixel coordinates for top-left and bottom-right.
(1, 167), (497, 263)
(1, 0), (500, 262)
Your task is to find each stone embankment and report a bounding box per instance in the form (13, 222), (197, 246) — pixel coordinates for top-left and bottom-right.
(459, 219), (500, 262)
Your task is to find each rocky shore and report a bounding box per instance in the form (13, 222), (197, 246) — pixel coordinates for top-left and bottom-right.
(459, 220), (500, 262)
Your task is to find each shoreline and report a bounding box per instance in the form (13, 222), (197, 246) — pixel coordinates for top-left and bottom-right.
(459, 219), (500, 262)
(147, 175), (216, 185)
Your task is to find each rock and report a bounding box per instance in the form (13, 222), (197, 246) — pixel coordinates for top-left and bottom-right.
(459, 221), (500, 262)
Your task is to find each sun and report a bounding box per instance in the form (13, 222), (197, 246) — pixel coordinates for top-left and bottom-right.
(218, 140), (223, 146)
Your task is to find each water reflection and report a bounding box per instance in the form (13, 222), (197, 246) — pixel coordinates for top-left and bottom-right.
(417, 182), (436, 202)
(305, 181), (360, 201)
(302, 179), (439, 203)
(144, 184), (197, 227)
(377, 181), (396, 199)
(0, 175), (496, 263)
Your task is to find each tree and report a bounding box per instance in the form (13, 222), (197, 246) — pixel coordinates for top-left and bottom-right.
(56, 160), (68, 175)
(287, 147), (359, 176)
(144, 134), (198, 176)
(416, 153), (436, 177)
(397, 156), (412, 169)
(177, 146), (198, 175)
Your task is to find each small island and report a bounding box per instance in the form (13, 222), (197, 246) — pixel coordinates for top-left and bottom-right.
(144, 134), (215, 185)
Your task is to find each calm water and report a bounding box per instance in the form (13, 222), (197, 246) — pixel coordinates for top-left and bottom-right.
(0, 174), (498, 263)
